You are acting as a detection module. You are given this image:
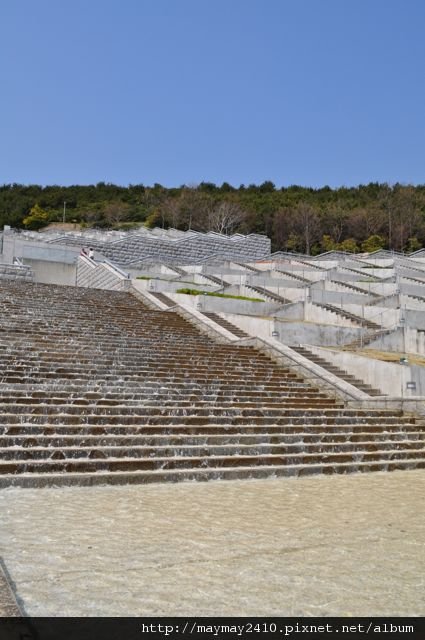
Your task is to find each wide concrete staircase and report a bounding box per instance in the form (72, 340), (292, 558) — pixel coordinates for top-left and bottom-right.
(0, 280), (424, 487)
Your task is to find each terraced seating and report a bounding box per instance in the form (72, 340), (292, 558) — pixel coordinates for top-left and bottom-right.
(0, 279), (424, 487)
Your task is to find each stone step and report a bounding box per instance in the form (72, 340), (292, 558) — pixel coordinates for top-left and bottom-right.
(2, 422), (421, 437)
(1, 457), (424, 487)
(0, 397), (340, 413)
(0, 388), (327, 401)
(0, 361), (300, 376)
(0, 405), (408, 419)
(0, 448), (424, 476)
(1, 438), (424, 461)
(2, 430), (423, 448)
(0, 380), (316, 393)
(0, 393), (332, 406)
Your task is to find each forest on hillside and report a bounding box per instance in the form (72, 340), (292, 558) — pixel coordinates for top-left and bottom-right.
(1, 181), (425, 254)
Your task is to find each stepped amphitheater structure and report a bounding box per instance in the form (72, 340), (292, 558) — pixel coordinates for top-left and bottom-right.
(0, 226), (425, 487)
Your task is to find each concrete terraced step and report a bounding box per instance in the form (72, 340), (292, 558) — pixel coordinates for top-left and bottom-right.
(0, 278), (424, 486)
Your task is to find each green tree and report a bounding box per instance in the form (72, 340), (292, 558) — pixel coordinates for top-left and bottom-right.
(337, 238), (358, 253)
(361, 235), (386, 253)
(406, 237), (422, 252)
(321, 235), (337, 252)
(22, 204), (50, 230)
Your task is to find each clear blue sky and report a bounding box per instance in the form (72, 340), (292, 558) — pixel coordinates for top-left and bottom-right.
(1, 0), (424, 188)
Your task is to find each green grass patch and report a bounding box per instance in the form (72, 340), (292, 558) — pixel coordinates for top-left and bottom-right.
(176, 288), (264, 302)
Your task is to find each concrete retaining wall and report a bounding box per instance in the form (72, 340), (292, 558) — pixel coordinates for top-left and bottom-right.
(46, 229), (271, 265)
(26, 258), (76, 286)
(211, 312), (362, 347)
(307, 345), (425, 397)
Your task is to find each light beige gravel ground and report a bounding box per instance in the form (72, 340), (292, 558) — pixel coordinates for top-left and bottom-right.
(0, 470), (424, 617)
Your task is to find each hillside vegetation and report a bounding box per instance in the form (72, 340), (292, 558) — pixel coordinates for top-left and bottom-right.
(1, 181), (425, 254)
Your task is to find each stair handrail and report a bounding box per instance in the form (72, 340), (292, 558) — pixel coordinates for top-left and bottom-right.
(100, 257), (130, 279)
(367, 292), (399, 306)
(342, 320), (400, 349)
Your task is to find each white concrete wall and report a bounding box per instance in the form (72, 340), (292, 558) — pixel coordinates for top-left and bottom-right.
(164, 291), (280, 316)
(356, 282), (398, 296)
(342, 304), (400, 328)
(1, 233), (80, 285)
(404, 309), (425, 330)
(307, 345), (425, 397)
(399, 282), (425, 297)
(210, 312), (362, 347)
(274, 302), (305, 321)
(25, 258), (76, 286)
(400, 294), (425, 311)
(1, 234), (80, 265)
(310, 288), (371, 307)
(304, 302), (359, 328)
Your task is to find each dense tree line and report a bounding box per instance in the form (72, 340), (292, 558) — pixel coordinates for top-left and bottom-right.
(1, 181), (425, 254)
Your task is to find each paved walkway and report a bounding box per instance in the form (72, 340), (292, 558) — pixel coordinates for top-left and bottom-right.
(0, 471), (424, 617)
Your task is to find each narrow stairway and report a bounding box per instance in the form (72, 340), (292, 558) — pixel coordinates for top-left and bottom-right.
(313, 302), (381, 330)
(202, 312), (250, 338)
(291, 346), (384, 396)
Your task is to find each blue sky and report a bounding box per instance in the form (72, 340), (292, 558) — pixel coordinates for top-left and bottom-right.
(1, 0), (424, 187)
